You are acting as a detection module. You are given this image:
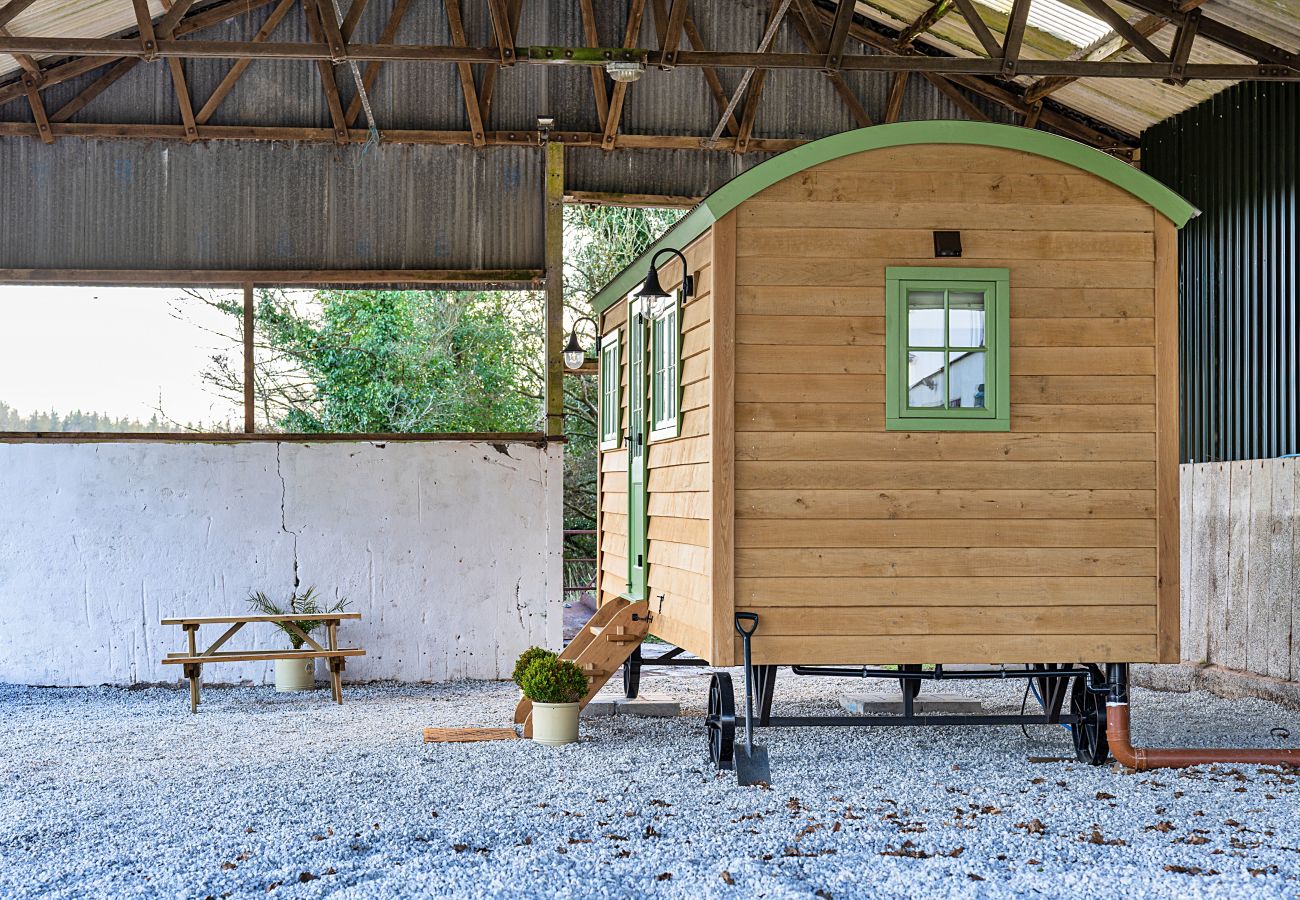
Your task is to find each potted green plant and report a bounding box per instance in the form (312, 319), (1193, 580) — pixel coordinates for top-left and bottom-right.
(514, 647), (589, 746)
(247, 587), (349, 692)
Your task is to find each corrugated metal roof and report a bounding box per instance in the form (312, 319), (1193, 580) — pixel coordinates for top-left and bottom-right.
(851, 0), (1300, 134)
(1, 0), (167, 78)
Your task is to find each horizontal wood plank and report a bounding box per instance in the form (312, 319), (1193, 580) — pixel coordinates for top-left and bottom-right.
(745, 604), (1155, 636)
(742, 633), (1157, 665)
(737, 575), (1156, 606)
(736, 489), (1156, 519)
(735, 431), (1155, 461)
(738, 201), (1154, 233)
(736, 461), (1155, 491)
(738, 226), (1153, 260)
(736, 547), (1156, 577)
(736, 517), (1156, 548)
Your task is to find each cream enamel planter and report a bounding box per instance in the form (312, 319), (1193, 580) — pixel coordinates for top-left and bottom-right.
(274, 657), (316, 692)
(530, 702), (580, 746)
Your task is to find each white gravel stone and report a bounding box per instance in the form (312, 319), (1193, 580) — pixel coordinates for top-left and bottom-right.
(3, 672), (1300, 898)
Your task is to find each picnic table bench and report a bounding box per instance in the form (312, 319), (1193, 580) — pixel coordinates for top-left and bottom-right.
(161, 613), (364, 712)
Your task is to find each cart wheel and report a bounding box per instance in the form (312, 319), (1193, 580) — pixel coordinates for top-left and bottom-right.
(622, 649), (641, 699)
(706, 672), (736, 772)
(1070, 675), (1109, 766)
(899, 664), (923, 700)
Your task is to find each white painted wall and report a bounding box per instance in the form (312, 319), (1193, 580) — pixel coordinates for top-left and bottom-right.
(0, 440), (562, 686)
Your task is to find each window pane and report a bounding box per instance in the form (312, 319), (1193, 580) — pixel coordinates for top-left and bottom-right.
(906, 290), (945, 347)
(907, 350), (945, 408)
(949, 290), (986, 347)
(948, 351), (987, 409)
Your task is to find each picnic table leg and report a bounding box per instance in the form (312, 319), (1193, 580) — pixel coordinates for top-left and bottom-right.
(327, 622), (343, 704)
(184, 625), (201, 713)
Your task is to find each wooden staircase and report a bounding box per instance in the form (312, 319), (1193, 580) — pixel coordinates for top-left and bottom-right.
(513, 598), (649, 738)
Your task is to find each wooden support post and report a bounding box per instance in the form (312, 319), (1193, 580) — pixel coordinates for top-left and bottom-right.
(243, 283), (255, 433)
(327, 621), (342, 703)
(184, 625), (201, 712)
(544, 138), (565, 439)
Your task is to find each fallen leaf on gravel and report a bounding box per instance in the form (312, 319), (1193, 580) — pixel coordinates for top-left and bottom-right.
(1180, 835), (1210, 845)
(815, 890), (833, 899)
(1147, 822), (1175, 833)
(720, 871), (734, 885)
(880, 840), (931, 859)
(968, 874), (984, 881)
(947, 847), (965, 858)
(655, 872), (672, 881)
(643, 825), (660, 838)
(1082, 828), (1126, 846)
(221, 862), (236, 871)
(1165, 865), (1219, 876)
(1030, 778), (1045, 785)
(1096, 792), (1115, 800)
(1027, 859), (1040, 865)
(832, 822), (842, 833)
(245, 828), (255, 834)
(568, 838), (591, 844)
(651, 800), (671, 808)
(1248, 866), (1278, 876)
(325, 868), (336, 876)
(615, 849), (630, 858)
(1015, 819), (1046, 836)
(298, 873), (317, 884)
(606, 834), (628, 841)
(452, 844), (469, 853)
(265, 883), (279, 893)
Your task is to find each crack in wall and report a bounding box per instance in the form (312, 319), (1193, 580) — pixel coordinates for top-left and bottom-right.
(276, 444), (301, 589)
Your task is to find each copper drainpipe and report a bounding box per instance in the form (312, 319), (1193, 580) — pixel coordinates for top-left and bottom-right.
(1103, 664), (1300, 771)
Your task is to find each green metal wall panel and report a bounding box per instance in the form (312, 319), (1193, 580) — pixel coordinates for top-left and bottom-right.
(1143, 82), (1299, 463)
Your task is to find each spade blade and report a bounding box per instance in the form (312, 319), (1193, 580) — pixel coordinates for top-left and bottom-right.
(734, 741), (770, 787)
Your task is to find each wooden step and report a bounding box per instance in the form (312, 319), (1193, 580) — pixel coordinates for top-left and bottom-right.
(590, 624), (640, 643)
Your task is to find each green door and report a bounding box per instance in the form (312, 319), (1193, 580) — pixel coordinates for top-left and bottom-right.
(626, 299), (648, 599)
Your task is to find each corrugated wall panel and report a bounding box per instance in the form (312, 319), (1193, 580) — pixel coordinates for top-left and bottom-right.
(0, 138), (544, 270)
(1142, 82), (1299, 463)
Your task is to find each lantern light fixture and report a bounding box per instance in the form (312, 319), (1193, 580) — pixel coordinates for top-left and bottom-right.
(638, 247), (694, 306)
(563, 316), (599, 370)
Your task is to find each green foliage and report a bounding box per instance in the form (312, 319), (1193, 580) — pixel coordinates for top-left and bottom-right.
(246, 587), (349, 650)
(199, 288), (541, 434)
(517, 654), (589, 704)
(512, 646), (557, 687)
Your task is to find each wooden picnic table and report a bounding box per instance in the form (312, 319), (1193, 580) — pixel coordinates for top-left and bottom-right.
(161, 613), (364, 712)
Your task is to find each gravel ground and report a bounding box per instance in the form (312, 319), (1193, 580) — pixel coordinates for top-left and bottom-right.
(3, 672), (1300, 899)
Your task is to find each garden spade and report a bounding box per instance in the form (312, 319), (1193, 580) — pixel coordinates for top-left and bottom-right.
(734, 613), (770, 786)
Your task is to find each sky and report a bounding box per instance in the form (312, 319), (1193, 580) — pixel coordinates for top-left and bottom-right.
(0, 286), (245, 426)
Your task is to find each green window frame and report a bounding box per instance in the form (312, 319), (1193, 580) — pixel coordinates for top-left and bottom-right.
(647, 291), (681, 442)
(598, 328), (621, 451)
(885, 266), (1010, 432)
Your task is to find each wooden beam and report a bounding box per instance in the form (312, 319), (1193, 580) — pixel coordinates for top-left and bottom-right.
(476, 0), (522, 127)
(1077, 0), (1169, 64)
(564, 190), (700, 209)
(824, 0), (856, 71)
(485, 0), (516, 65)
(158, 0), (200, 142)
(315, 0), (350, 61)
(49, 58), (139, 123)
(0, 25), (40, 77)
(709, 0), (792, 145)
(344, 0), (411, 126)
(883, 70), (908, 123)
(580, 0), (610, 129)
(897, 0), (954, 49)
(340, 0), (370, 40)
(0, 0), (37, 31)
(951, 0), (1002, 58)
(544, 140), (565, 438)
(736, 0), (794, 151)
(1117, 0), (1297, 70)
(243, 283), (255, 433)
(21, 71), (50, 143)
(130, 0), (159, 59)
(304, 0), (350, 143)
(652, 0), (737, 135)
(444, 0), (486, 146)
(1167, 9), (1200, 84)
(1023, 99), (1043, 128)
(659, 0), (690, 67)
(196, 0), (296, 126)
(1001, 0), (1030, 75)
(790, 0), (871, 127)
(601, 0), (647, 150)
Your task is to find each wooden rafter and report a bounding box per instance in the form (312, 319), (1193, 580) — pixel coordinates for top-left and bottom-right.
(602, 0), (647, 150)
(1167, 8), (1201, 84)
(659, 0), (690, 67)
(130, 0), (159, 58)
(579, 0), (609, 129)
(340, 0), (369, 41)
(476, 0), (522, 127)
(20, 70), (49, 142)
(735, 0), (792, 152)
(304, 0), (350, 143)
(444, 0), (486, 146)
(196, 0), (296, 126)
(159, 0), (199, 142)
(1023, 99), (1043, 128)
(1000, 0), (1030, 75)
(344, 0), (411, 126)
(485, 0), (516, 65)
(897, 0), (954, 49)
(951, 0), (1001, 58)
(883, 70), (908, 122)
(824, 0), (856, 71)
(652, 0), (737, 134)
(1078, 0), (1169, 64)
(0, 0), (37, 30)
(315, 0), (349, 60)
(790, 0), (870, 127)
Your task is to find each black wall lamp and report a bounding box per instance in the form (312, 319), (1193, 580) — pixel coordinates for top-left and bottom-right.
(563, 316), (599, 370)
(639, 247), (695, 304)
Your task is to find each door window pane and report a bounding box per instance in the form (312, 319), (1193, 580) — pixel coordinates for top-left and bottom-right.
(949, 291), (987, 347)
(948, 351), (987, 409)
(907, 350), (945, 408)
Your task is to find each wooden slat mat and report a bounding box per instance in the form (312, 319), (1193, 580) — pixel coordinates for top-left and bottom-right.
(423, 727), (519, 743)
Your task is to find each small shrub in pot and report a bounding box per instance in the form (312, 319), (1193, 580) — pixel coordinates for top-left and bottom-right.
(515, 647), (589, 746)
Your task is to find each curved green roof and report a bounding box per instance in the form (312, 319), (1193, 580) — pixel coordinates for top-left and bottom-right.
(592, 121), (1198, 314)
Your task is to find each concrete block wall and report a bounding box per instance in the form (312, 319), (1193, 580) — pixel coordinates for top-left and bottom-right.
(0, 440), (562, 686)
(1181, 458), (1298, 680)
